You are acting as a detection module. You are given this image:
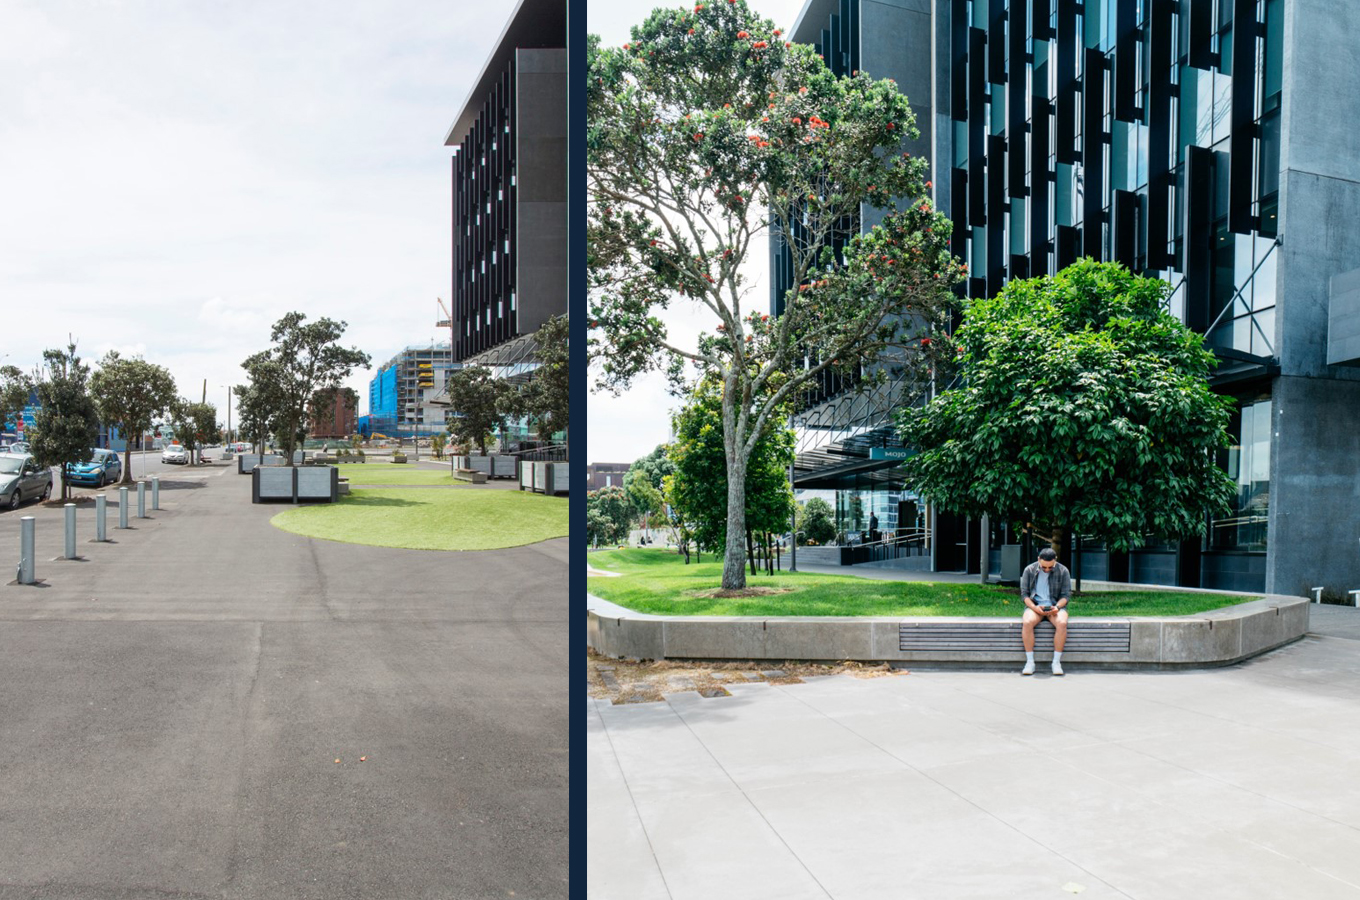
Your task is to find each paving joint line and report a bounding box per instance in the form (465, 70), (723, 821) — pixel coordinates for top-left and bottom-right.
(593, 699), (676, 900)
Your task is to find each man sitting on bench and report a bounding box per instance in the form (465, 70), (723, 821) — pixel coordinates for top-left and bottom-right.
(1020, 548), (1071, 676)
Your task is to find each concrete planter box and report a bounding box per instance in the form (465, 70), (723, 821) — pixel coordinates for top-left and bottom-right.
(237, 454), (284, 473)
(587, 595), (1310, 669)
(521, 461), (568, 495)
(454, 455), (518, 478)
(251, 465), (339, 503)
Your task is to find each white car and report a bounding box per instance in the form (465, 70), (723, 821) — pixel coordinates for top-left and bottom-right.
(161, 445), (189, 465)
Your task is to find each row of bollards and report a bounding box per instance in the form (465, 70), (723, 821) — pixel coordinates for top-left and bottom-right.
(15, 476), (160, 585)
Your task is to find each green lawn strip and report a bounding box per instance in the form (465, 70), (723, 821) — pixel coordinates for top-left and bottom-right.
(272, 487), (567, 551)
(588, 548), (1255, 617)
(336, 466), (462, 486)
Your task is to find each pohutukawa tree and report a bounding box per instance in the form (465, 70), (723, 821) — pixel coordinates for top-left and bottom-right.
(900, 259), (1237, 571)
(588, 1), (964, 589)
(89, 352), (177, 484)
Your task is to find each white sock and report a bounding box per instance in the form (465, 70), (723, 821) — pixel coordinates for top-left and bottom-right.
(1053, 651), (1062, 663)
(1026, 651), (1035, 665)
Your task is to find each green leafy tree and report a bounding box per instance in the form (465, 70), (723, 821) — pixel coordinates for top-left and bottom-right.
(587, 485), (634, 547)
(233, 381), (279, 454)
(666, 378), (794, 561)
(431, 433), (446, 459)
(661, 472), (700, 562)
(626, 443), (675, 493)
(800, 496), (836, 545)
(900, 259), (1236, 561)
(446, 366), (510, 455)
(505, 314), (570, 448)
(588, 5), (962, 588)
(89, 352), (177, 485)
(30, 342), (99, 501)
(0, 365), (33, 438)
(241, 313), (370, 464)
(168, 400), (218, 464)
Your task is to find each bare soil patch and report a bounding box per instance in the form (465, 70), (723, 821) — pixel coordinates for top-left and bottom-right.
(586, 647), (905, 705)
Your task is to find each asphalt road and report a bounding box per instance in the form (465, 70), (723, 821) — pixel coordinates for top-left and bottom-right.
(0, 459), (568, 899)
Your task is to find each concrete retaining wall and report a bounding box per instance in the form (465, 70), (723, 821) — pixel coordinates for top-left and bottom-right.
(587, 596), (1310, 669)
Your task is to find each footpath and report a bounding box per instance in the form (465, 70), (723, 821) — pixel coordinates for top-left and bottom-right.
(590, 595), (1360, 900)
(0, 460), (568, 900)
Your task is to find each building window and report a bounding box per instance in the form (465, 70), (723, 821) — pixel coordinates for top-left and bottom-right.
(1211, 393), (1270, 552)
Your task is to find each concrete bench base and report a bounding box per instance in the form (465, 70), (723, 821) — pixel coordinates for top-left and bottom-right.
(587, 596), (1310, 670)
(454, 469), (488, 484)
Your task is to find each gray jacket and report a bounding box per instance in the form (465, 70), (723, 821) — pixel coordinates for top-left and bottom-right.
(1020, 561), (1072, 606)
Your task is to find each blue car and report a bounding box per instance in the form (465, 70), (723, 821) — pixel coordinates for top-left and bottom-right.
(65, 448), (123, 487)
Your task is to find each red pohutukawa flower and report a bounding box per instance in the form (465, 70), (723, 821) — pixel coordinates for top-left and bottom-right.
(737, 30), (749, 38)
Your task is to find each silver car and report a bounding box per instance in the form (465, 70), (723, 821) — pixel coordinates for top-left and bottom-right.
(0, 453), (53, 511)
(161, 445), (189, 465)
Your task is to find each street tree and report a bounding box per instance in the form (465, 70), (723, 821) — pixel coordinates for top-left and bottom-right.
(900, 259), (1236, 565)
(233, 382), (272, 453)
(241, 313), (370, 464)
(445, 366), (510, 455)
(30, 342), (99, 500)
(89, 352), (177, 484)
(588, 4), (962, 588)
(0, 365), (33, 438)
(800, 496), (836, 545)
(507, 313), (570, 447)
(587, 485), (634, 547)
(168, 400), (218, 464)
(666, 378), (794, 567)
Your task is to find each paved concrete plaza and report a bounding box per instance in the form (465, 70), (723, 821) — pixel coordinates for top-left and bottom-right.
(590, 605), (1360, 900)
(0, 459), (567, 899)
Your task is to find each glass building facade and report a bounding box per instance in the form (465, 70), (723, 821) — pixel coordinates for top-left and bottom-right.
(782, 0), (1326, 591)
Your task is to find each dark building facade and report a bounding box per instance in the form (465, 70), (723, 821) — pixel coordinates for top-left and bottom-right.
(445, 0), (567, 370)
(784, 0), (1360, 595)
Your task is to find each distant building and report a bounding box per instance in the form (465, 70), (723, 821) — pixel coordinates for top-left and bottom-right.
(443, 0), (566, 381)
(309, 387), (358, 440)
(588, 463), (631, 493)
(367, 344), (458, 438)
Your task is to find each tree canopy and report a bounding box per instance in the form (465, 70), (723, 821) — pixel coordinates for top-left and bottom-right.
(168, 400), (218, 464)
(799, 496), (836, 545)
(31, 343), (99, 500)
(587, 485), (633, 547)
(666, 377), (794, 555)
(445, 366), (510, 455)
(241, 312), (369, 464)
(0, 365), (32, 437)
(588, 1), (962, 587)
(90, 351), (177, 484)
(900, 259), (1236, 554)
(509, 314), (570, 447)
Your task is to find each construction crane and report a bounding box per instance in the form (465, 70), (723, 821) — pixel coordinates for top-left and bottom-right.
(436, 297), (453, 348)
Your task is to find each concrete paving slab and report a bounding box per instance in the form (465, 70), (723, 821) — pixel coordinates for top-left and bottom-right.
(591, 634), (1360, 899)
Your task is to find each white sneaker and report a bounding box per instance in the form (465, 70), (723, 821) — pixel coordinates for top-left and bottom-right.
(1051, 660), (1064, 676)
(1021, 660), (1035, 676)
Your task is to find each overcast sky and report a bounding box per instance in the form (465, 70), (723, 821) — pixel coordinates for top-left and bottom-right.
(0, 0), (515, 426)
(586, 0), (809, 466)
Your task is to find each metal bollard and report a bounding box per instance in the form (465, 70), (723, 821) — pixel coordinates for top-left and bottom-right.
(119, 486), (129, 529)
(18, 516), (35, 584)
(152, 476), (160, 510)
(137, 481), (146, 518)
(64, 503), (76, 559)
(96, 494), (108, 542)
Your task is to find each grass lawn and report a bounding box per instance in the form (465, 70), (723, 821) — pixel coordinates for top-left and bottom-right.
(337, 466), (462, 486)
(272, 487), (567, 551)
(588, 548), (1257, 617)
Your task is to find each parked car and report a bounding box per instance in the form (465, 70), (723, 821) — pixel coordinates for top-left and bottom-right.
(9, 441), (30, 454)
(0, 453), (52, 511)
(65, 448), (123, 487)
(161, 445), (189, 465)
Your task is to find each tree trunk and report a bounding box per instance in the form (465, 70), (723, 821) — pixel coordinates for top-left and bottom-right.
(747, 528), (755, 576)
(721, 452), (749, 590)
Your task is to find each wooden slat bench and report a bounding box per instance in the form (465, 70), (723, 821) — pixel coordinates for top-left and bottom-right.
(899, 621), (1131, 653)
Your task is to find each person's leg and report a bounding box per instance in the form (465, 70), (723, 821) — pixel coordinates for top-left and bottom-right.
(1022, 608), (1040, 651)
(1021, 608), (1040, 674)
(1051, 609), (1068, 675)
